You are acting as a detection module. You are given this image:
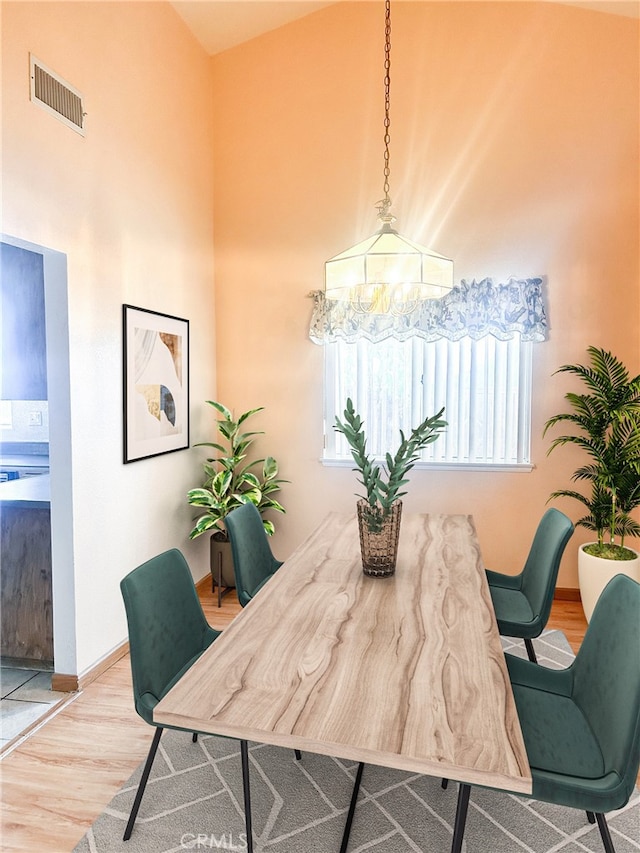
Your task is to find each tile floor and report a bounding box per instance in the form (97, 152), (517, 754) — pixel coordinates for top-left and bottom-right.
(0, 666), (69, 752)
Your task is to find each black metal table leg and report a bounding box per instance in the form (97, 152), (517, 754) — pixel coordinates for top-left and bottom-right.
(240, 740), (253, 853)
(451, 783), (471, 853)
(339, 762), (365, 853)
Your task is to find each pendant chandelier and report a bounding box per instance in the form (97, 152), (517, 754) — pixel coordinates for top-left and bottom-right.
(324, 0), (454, 316)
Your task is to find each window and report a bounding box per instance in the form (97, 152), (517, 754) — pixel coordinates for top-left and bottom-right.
(324, 335), (533, 469)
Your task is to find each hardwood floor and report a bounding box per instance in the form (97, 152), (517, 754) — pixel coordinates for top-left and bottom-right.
(546, 597), (589, 655)
(0, 586), (588, 852)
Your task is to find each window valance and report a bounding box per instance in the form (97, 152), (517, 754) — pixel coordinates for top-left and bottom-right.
(309, 277), (548, 345)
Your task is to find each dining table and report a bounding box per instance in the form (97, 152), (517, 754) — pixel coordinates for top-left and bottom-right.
(154, 511), (532, 851)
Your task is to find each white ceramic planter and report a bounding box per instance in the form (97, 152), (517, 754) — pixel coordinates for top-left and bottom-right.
(578, 543), (640, 622)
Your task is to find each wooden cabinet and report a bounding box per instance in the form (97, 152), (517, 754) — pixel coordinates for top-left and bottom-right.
(0, 504), (53, 663)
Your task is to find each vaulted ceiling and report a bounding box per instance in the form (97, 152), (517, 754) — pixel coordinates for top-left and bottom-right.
(170, 1), (638, 56)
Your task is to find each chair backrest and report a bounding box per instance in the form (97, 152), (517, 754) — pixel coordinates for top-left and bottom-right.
(520, 508), (574, 623)
(572, 573), (640, 797)
(225, 503), (282, 606)
(120, 549), (216, 724)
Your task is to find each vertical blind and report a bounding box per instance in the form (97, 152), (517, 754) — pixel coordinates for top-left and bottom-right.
(314, 277), (545, 468)
(324, 335), (533, 466)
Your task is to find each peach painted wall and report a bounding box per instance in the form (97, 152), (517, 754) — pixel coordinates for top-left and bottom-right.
(211, 2), (639, 588)
(2, 2), (216, 674)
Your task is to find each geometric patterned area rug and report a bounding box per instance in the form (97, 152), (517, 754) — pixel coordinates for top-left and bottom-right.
(73, 631), (640, 853)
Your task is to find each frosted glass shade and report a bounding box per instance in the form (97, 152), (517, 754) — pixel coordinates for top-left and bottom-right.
(325, 223), (454, 313)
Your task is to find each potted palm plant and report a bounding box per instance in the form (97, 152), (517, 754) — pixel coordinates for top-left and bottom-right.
(334, 398), (446, 577)
(544, 346), (640, 620)
(187, 401), (286, 598)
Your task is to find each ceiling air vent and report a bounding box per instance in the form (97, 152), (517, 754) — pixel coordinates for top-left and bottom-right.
(30, 55), (85, 136)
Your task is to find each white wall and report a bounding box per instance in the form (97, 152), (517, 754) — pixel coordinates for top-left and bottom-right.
(211, 2), (639, 586)
(1, 2), (217, 675)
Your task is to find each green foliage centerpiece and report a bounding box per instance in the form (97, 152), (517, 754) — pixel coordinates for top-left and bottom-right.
(334, 398), (447, 576)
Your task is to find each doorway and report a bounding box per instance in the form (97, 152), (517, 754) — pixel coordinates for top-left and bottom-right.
(0, 234), (76, 679)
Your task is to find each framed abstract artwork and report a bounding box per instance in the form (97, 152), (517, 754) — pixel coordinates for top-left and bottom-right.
(123, 304), (189, 463)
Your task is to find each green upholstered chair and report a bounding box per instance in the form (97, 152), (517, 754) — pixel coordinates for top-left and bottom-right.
(225, 505), (302, 766)
(225, 502), (283, 607)
(120, 549), (254, 847)
(486, 508), (574, 662)
(450, 573), (640, 853)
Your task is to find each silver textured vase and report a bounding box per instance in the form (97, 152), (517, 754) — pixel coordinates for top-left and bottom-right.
(356, 499), (402, 577)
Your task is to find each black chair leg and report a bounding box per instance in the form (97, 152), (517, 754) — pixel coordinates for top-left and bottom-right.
(294, 749), (302, 761)
(240, 740), (253, 853)
(587, 811), (596, 824)
(524, 638), (538, 663)
(192, 732), (198, 743)
(441, 778), (449, 789)
(124, 726), (163, 841)
(339, 761), (365, 853)
(595, 813), (616, 853)
(451, 784), (471, 853)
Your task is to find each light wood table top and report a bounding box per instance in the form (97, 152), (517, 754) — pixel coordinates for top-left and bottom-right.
(155, 512), (532, 794)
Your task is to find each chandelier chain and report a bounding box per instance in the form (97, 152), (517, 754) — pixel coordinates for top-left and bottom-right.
(377, 0), (393, 221)
(324, 0), (454, 311)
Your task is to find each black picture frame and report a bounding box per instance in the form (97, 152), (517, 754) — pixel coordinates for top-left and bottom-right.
(123, 304), (189, 463)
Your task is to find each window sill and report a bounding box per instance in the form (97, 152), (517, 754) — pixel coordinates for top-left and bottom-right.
(321, 458), (534, 473)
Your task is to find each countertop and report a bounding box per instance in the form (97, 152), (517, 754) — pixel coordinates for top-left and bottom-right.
(0, 454), (50, 468)
(0, 474), (50, 508)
